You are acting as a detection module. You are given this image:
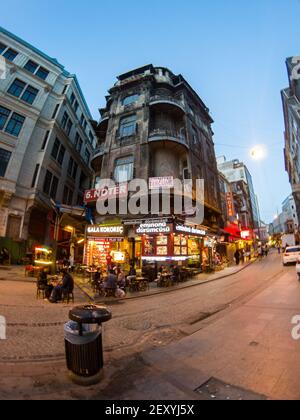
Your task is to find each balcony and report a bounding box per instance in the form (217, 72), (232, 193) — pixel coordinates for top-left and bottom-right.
(149, 95), (185, 114)
(148, 128), (189, 150)
(91, 144), (105, 171)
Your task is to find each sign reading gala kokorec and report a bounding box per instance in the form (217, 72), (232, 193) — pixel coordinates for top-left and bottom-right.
(90, 178), (205, 226)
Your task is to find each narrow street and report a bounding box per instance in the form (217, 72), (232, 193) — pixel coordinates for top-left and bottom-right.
(1, 251), (299, 399)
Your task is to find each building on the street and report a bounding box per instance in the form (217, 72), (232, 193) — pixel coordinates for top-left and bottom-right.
(217, 156), (260, 243)
(84, 65), (223, 275)
(0, 27), (96, 263)
(282, 57), (300, 223)
(269, 194), (299, 243)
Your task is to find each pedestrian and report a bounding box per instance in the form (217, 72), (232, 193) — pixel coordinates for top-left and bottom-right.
(234, 250), (240, 266)
(265, 245), (269, 257)
(241, 249), (245, 264)
(277, 245), (281, 255)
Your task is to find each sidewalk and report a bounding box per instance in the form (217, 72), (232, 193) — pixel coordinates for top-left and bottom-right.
(111, 264), (300, 400)
(74, 260), (256, 302)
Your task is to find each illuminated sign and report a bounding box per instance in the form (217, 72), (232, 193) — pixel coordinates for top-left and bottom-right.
(86, 225), (124, 237)
(149, 177), (174, 190)
(175, 225), (206, 237)
(136, 222), (171, 235)
(225, 192), (235, 218)
(84, 184), (128, 203)
(241, 230), (251, 240)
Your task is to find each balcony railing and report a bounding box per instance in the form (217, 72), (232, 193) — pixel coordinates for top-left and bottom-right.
(148, 128), (188, 147)
(149, 95), (185, 112)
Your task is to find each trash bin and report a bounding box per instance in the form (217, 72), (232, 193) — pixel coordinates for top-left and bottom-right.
(64, 304), (112, 386)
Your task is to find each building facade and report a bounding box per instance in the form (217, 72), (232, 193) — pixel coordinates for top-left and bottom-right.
(282, 57), (300, 223)
(0, 27), (96, 262)
(85, 65), (222, 273)
(217, 157), (260, 236)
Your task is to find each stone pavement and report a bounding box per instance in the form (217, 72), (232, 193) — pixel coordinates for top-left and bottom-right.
(121, 265), (300, 400)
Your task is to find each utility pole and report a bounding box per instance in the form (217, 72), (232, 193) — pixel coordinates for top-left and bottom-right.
(50, 199), (64, 272)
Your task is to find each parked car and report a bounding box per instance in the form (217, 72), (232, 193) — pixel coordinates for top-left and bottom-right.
(283, 246), (300, 266)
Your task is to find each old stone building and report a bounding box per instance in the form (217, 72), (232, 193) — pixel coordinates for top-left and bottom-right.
(0, 27), (96, 261)
(84, 65), (222, 271)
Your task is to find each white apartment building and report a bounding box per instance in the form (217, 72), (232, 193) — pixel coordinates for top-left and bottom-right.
(0, 27), (96, 259)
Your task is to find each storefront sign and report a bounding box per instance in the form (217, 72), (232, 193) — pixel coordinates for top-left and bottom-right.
(241, 230), (251, 240)
(136, 222), (171, 235)
(86, 225), (124, 237)
(175, 224), (206, 237)
(84, 184), (128, 203)
(149, 177), (174, 190)
(226, 192), (235, 218)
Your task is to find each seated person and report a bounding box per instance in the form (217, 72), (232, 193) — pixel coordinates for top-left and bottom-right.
(127, 265), (137, 285)
(50, 270), (74, 303)
(118, 270), (126, 289)
(104, 269), (117, 292)
(37, 269), (53, 299)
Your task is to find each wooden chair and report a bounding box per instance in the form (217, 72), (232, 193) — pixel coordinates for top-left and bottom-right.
(61, 290), (75, 304)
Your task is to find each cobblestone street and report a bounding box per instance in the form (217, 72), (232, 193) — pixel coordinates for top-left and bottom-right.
(1, 252), (298, 400)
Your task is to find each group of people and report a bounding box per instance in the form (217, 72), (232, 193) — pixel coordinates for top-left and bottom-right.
(234, 248), (252, 266)
(92, 265), (137, 297)
(37, 269), (74, 303)
(257, 244), (269, 259)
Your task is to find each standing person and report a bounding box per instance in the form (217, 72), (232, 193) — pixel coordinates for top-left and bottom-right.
(234, 249), (240, 266)
(265, 244), (269, 257)
(241, 249), (245, 264)
(277, 244), (281, 255)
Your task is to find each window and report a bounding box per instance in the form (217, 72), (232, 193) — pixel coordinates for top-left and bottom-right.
(41, 131), (50, 150)
(63, 186), (74, 206)
(50, 176), (58, 199)
(70, 93), (76, 106)
(0, 148), (12, 177)
(8, 79), (26, 98)
(57, 145), (66, 165)
(6, 215), (21, 240)
(51, 138), (65, 165)
(43, 170), (53, 195)
(67, 157), (78, 180)
(0, 42), (7, 54)
(51, 138), (60, 160)
(43, 170), (58, 199)
(5, 113), (25, 137)
(89, 131), (93, 143)
(61, 112), (69, 130)
(0, 106), (10, 130)
(21, 85), (39, 105)
(24, 60), (39, 74)
(36, 67), (49, 81)
(62, 85), (68, 95)
(75, 133), (83, 153)
(122, 94), (139, 106)
(192, 127), (198, 144)
(66, 119), (73, 136)
(31, 164), (40, 188)
(68, 157), (74, 176)
(52, 104), (59, 119)
(24, 60), (49, 80)
(80, 114), (84, 126)
(119, 115), (137, 137)
(84, 148), (91, 164)
(74, 101), (79, 113)
(114, 156), (134, 183)
(3, 48), (18, 62)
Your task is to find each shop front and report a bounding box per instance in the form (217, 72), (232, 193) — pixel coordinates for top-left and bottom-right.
(84, 224), (131, 271)
(134, 220), (211, 272)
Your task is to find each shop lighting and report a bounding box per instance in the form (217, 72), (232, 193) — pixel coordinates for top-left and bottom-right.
(34, 261), (53, 265)
(35, 248), (50, 254)
(77, 239), (85, 244)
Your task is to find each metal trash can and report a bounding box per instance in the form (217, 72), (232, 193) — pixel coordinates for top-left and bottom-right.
(64, 304), (112, 386)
